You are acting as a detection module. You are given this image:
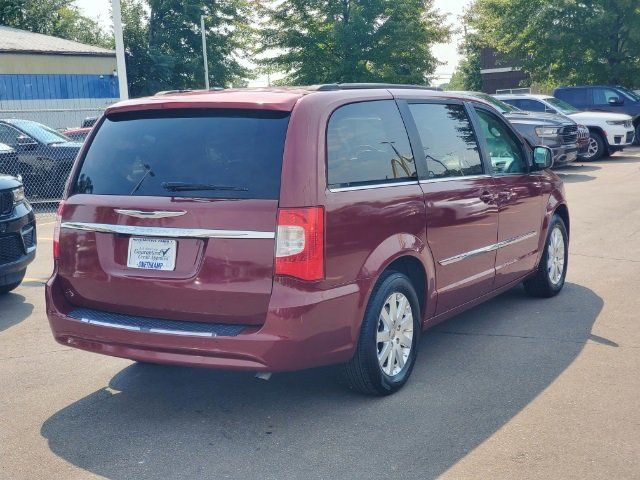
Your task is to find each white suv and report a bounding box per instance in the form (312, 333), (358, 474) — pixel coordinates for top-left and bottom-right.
(495, 94), (635, 161)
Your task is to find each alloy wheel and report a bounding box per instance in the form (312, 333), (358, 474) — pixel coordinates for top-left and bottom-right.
(586, 137), (599, 158)
(377, 292), (414, 376)
(547, 226), (566, 285)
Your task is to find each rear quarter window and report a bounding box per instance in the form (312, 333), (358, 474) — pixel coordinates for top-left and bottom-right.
(327, 100), (416, 189)
(74, 109), (290, 200)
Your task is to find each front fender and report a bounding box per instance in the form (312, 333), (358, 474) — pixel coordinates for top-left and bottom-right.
(537, 190), (568, 267)
(358, 233), (437, 321)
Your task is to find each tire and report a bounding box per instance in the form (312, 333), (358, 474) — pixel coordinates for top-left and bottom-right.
(524, 215), (568, 298)
(584, 132), (606, 161)
(634, 125), (640, 146)
(0, 269), (26, 295)
(341, 271), (421, 396)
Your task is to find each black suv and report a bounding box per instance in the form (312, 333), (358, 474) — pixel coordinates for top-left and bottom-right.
(554, 86), (640, 144)
(0, 175), (36, 294)
(0, 119), (82, 198)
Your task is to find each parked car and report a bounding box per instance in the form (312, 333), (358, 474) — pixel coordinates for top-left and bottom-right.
(454, 92), (581, 165)
(47, 85), (569, 395)
(495, 94), (635, 161)
(0, 174), (36, 294)
(62, 127), (92, 143)
(0, 142), (19, 177)
(0, 119), (82, 198)
(81, 116), (98, 128)
(554, 85), (640, 144)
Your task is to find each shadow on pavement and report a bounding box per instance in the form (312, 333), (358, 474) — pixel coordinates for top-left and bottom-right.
(41, 283), (603, 480)
(556, 173), (596, 183)
(554, 163), (600, 183)
(0, 293), (34, 332)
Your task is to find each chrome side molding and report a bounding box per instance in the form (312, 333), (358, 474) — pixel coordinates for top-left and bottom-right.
(61, 222), (275, 239)
(439, 231), (537, 266)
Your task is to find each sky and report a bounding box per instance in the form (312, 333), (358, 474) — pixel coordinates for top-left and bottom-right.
(74, 0), (470, 85)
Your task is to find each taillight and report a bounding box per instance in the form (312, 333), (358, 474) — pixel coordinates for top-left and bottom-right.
(275, 207), (324, 281)
(52, 200), (65, 261)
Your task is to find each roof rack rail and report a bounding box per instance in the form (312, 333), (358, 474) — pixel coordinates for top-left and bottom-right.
(155, 89), (194, 96)
(155, 87), (225, 96)
(314, 83), (442, 92)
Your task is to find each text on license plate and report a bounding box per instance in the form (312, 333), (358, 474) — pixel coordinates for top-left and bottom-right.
(127, 238), (177, 271)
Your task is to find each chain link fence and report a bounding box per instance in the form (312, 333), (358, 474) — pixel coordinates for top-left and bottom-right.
(0, 106), (105, 215)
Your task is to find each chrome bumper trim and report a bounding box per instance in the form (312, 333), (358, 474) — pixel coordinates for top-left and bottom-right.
(61, 222), (275, 239)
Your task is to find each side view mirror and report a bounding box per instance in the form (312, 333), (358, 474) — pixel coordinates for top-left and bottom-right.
(545, 107), (558, 114)
(608, 96), (624, 106)
(533, 146), (554, 170)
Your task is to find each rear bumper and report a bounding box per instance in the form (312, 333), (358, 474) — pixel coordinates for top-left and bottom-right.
(46, 273), (366, 372)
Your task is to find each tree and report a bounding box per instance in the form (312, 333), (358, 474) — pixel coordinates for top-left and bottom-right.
(469, 0), (640, 88)
(446, 32), (483, 91)
(259, 0), (451, 85)
(0, 0), (112, 48)
(146, 0), (253, 92)
(121, 0), (153, 97)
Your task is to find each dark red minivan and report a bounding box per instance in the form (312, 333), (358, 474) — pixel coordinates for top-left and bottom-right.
(46, 85), (569, 395)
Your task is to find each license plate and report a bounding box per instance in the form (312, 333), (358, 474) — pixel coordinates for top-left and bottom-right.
(127, 238), (177, 271)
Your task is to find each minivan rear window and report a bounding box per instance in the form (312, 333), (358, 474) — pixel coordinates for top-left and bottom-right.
(74, 109), (290, 200)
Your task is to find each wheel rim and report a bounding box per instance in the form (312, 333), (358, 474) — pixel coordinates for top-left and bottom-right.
(586, 137), (599, 158)
(547, 227), (566, 285)
(377, 292), (414, 376)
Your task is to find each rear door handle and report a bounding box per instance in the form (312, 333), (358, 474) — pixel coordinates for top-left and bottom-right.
(498, 191), (515, 202)
(479, 191), (495, 204)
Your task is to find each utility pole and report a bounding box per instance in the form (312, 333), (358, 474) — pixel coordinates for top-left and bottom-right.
(201, 15), (210, 90)
(111, 0), (129, 100)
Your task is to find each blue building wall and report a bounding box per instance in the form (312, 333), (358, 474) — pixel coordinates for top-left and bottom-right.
(0, 74), (119, 101)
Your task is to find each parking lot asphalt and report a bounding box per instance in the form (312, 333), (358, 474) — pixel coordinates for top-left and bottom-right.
(1, 149), (640, 480)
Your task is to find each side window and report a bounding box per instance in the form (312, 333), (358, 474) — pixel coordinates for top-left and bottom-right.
(475, 109), (527, 175)
(408, 103), (482, 179)
(593, 88), (622, 106)
(557, 88), (588, 106)
(0, 124), (21, 146)
(327, 100), (416, 188)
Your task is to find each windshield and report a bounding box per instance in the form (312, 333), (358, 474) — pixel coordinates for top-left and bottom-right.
(617, 87), (640, 102)
(545, 97), (580, 114)
(10, 119), (72, 144)
(74, 109), (290, 200)
(473, 93), (519, 113)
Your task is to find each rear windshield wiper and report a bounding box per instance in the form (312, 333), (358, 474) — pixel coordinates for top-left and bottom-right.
(162, 182), (249, 192)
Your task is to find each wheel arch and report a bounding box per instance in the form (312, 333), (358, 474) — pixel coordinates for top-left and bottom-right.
(587, 126), (609, 146)
(358, 233), (437, 326)
(537, 193), (570, 267)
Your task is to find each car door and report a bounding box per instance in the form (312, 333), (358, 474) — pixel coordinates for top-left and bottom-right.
(592, 87), (625, 114)
(401, 100), (499, 314)
(471, 106), (543, 287)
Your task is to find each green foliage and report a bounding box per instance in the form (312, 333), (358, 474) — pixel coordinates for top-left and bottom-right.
(446, 32), (483, 91)
(259, 0), (450, 85)
(120, 0), (152, 97)
(469, 0), (640, 88)
(121, 0), (253, 96)
(0, 0), (112, 48)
